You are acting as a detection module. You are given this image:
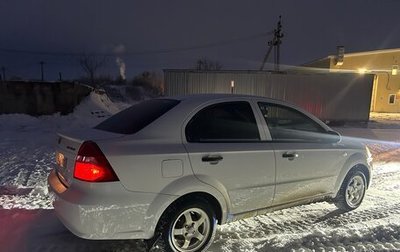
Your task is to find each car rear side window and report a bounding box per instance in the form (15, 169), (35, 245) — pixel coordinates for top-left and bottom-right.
(95, 99), (180, 134)
(258, 102), (326, 142)
(186, 102), (260, 142)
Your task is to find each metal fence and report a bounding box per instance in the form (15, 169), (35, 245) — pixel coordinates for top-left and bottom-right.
(164, 70), (374, 122)
(0, 81), (92, 115)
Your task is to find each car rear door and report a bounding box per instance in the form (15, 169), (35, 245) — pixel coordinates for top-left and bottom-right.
(257, 102), (346, 205)
(183, 100), (276, 214)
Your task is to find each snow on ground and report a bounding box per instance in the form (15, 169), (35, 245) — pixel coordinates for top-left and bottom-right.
(0, 92), (123, 211)
(212, 160), (400, 252)
(369, 112), (400, 129)
(0, 96), (400, 251)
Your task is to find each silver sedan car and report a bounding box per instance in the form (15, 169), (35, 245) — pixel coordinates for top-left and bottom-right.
(48, 94), (372, 252)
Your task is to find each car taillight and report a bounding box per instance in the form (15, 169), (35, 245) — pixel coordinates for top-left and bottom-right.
(74, 141), (119, 182)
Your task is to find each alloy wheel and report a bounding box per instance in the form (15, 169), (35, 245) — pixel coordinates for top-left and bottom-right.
(345, 174), (365, 208)
(170, 207), (211, 252)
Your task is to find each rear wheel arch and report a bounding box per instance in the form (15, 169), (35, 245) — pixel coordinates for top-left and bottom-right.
(158, 175), (230, 223)
(143, 176), (229, 239)
(162, 192), (223, 225)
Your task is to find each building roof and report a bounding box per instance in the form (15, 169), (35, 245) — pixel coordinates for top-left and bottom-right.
(339, 48), (400, 57)
(304, 48), (400, 66)
(163, 69), (280, 74)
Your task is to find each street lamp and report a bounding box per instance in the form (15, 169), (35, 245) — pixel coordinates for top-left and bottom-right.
(392, 65), (398, 76)
(357, 68), (367, 74)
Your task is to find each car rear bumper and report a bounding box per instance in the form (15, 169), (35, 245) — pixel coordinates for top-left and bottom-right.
(48, 169), (174, 240)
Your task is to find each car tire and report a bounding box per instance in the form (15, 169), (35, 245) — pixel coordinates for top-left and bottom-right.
(153, 199), (217, 252)
(334, 168), (367, 211)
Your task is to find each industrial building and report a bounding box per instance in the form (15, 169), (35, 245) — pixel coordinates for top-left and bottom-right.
(164, 70), (374, 123)
(306, 48), (400, 113)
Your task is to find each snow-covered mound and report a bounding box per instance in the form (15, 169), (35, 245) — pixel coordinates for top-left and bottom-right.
(0, 90), (126, 132)
(76, 91), (121, 115)
(62, 91), (127, 128)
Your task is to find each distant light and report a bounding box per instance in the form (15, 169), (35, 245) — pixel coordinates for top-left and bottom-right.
(358, 68), (368, 74)
(230, 80), (235, 88)
(392, 65), (398, 76)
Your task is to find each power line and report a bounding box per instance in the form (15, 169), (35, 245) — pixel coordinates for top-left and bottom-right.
(124, 31), (274, 56)
(0, 31), (273, 57)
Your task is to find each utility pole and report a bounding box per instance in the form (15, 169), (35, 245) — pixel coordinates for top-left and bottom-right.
(40, 61), (45, 81)
(59, 72), (62, 81)
(1, 66), (5, 81)
(275, 16), (284, 71)
(260, 16), (284, 71)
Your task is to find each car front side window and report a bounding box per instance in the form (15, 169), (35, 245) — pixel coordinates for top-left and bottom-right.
(186, 101), (260, 142)
(258, 102), (327, 142)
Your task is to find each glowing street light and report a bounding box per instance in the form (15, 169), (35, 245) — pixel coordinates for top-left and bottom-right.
(357, 68), (368, 74)
(392, 65), (398, 76)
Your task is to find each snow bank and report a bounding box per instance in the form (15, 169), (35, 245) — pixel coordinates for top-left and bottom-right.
(60, 91), (125, 129)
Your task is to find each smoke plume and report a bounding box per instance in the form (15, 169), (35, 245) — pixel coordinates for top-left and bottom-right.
(114, 44), (126, 80)
(116, 57), (126, 80)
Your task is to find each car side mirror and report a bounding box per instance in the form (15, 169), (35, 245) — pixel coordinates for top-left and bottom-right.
(326, 130), (342, 143)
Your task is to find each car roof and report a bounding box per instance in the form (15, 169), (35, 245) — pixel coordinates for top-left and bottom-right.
(166, 93), (283, 104)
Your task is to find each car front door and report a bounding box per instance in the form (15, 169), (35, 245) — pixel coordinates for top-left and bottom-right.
(184, 101), (276, 214)
(257, 102), (346, 205)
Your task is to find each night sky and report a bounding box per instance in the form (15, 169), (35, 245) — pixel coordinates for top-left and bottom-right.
(1, 0), (400, 81)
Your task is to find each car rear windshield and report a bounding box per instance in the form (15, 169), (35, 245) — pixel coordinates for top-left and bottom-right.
(94, 99), (180, 134)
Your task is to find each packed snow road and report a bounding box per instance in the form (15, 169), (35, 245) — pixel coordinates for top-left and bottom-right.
(1, 95), (400, 252)
(213, 159), (400, 252)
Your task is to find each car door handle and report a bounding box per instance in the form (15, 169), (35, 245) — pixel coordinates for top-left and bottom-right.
(202, 155), (223, 164)
(282, 152), (299, 160)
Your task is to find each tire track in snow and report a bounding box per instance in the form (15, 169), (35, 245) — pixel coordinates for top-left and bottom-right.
(276, 224), (400, 252)
(216, 201), (400, 240)
(213, 207), (400, 251)
(315, 203), (400, 228)
(213, 186), (400, 251)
